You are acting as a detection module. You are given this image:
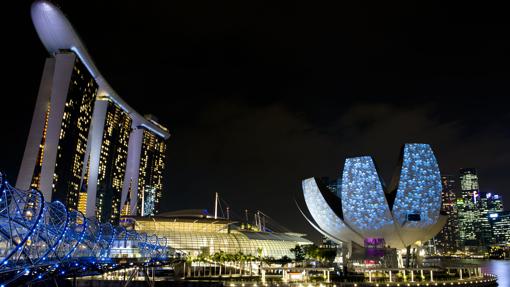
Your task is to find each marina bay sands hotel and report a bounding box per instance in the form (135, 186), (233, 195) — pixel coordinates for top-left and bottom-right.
(17, 0), (170, 224)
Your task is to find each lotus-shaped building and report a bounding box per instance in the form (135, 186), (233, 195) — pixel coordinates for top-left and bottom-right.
(300, 143), (447, 250)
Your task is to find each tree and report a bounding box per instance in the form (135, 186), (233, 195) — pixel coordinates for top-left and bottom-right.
(278, 255), (292, 265)
(290, 244), (306, 261)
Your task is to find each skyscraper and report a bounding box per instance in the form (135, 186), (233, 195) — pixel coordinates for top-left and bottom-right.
(435, 175), (459, 253)
(18, 0), (170, 224)
(457, 168), (480, 247)
(87, 97), (132, 223)
(488, 193), (504, 212)
(17, 52), (98, 211)
(478, 192), (494, 246)
(488, 211), (510, 245)
(136, 126), (167, 216)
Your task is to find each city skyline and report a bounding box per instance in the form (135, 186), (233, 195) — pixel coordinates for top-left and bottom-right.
(3, 0), (510, 240)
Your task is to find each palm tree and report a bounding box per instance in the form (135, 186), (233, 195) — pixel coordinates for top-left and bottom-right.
(213, 251), (226, 277)
(235, 251), (245, 275)
(247, 254), (255, 276)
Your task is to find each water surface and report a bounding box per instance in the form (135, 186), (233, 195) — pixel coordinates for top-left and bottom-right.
(481, 260), (510, 287)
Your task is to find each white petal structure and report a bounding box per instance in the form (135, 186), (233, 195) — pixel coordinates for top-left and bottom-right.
(301, 143), (447, 250)
(302, 178), (364, 246)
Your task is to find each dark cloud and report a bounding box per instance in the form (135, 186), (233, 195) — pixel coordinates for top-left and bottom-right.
(162, 101), (510, 241)
(3, 0), (510, 243)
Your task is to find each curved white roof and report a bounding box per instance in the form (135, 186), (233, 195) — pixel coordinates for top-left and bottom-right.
(31, 0), (170, 139)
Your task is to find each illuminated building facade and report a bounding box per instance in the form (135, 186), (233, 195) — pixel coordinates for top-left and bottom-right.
(457, 168), (480, 247)
(90, 99), (132, 224)
(488, 211), (510, 245)
(299, 143), (446, 252)
(435, 175), (459, 253)
(478, 192), (494, 245)
(125, 210), (312, 258)
(17, 52), (97, 210)
(488, 193), (504, 212)
(137, 129), (166, 216)
(17, 0), (170, 222)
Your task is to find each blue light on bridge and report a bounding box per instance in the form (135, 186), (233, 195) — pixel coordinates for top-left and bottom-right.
(0, 172), (168, 285)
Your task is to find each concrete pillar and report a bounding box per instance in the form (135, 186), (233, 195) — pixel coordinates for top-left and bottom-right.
(420, 269), (424, 280)
(389, 270), (393, 282)
(18, 53), (76, 201)
(326, 271), (330, 283)
(411, 270), (414, 282)
(430, 270), (433, 282)
(459, 269), (463, 280)
(369, 271), (372, 282)
(122, 120), (144, 215)
(403, 270), (407, 282)
(83, 98), (108, 218)
(16, 57), (56, 191)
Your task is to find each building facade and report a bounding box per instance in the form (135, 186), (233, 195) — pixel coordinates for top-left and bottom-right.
(18, 0), (170, 224)
(457, 168), (480, 247)
(126, 210), (312, 259)
(488, 211), (510, 245)
(18, 52), (98, 211)
(136, 128), (166, 216)
(435, 175), (459, 253)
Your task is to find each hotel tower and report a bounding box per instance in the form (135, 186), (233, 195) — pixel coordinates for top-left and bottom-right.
(17, 0), (170, 224)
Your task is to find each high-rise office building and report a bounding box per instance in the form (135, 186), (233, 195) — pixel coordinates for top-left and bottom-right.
(457, 168), (481, 247)
(488, 211), (510, 245)
(477, 192), (494, 246)
(488, 193), (504, 212)
(435, 175), (459, 253)
(18, 0), (170, 224)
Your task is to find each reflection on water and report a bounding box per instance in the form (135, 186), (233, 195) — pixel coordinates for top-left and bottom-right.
(481, 260), (510, 287)
(453, 259), (510, 286)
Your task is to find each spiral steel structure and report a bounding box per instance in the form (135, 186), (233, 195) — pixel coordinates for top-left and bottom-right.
(0, 172), (168, 285)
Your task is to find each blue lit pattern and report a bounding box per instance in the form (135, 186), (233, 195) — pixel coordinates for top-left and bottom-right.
(301, 143), (445, 249)
(391, 144), (442, 228)
(0, 174), (167, 284)
(302, 178), (364, 245)
(341, 157), (394, 231)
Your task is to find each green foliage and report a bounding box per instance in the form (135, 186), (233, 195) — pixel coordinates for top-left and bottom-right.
(291, 244), (337, 262)
(290, 244), (306, 261)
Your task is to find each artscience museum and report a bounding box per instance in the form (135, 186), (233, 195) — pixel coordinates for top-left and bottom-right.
(299, 143), (447, 257)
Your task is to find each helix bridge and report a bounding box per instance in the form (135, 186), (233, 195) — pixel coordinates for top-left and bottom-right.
(0, 172), (169, 286)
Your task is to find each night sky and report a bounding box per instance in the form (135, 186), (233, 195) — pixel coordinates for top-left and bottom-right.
(3, 0), (510, 242)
